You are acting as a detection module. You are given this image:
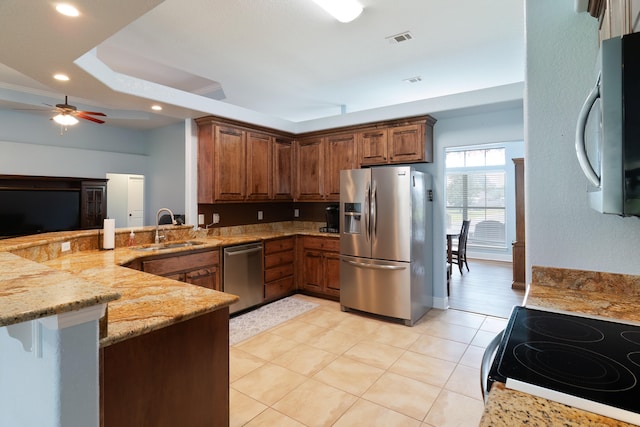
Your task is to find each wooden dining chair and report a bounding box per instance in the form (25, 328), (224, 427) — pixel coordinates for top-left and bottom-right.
(451, 220), (470, 274)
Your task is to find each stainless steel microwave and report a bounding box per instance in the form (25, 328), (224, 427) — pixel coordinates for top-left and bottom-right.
(575, 31), (640, 216)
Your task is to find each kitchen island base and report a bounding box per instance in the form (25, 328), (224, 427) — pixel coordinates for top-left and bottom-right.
(100, 308), (229, 427)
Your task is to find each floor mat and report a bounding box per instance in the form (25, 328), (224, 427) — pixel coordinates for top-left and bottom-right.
(229, 296), (319, 345)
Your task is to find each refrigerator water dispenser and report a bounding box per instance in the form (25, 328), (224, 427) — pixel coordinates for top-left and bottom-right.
(343, 203), (361, 234)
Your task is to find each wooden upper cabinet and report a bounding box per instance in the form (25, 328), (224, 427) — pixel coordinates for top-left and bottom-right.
(214, 126), (246, 201)
(246, 131), (273, 200)
(197, 124), (215, 204)
(356, 118), (434, 166)
(358, 129), (388, 166)
(295, 137), (324, 201)
(594, 0), (640, 41)
(325, 133), (356, 200)
(389, 123), (431, 163)
(273, 138), (293, 200)
(196, 114), (435, 203)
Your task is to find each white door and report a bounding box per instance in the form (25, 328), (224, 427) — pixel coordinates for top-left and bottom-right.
(127, 176), (144, 228)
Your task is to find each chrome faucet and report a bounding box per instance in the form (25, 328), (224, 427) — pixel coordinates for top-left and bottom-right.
(155, 208), (177, 244)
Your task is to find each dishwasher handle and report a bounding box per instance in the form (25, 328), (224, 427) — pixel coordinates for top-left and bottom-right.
(224, 245), (262, 256)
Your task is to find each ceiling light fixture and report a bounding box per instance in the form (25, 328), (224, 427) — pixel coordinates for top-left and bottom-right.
(56, 3), (80, 17)
(311, 0), (363, 23)
(53, 113), (79, 126)
(54, 73), (70, 81)
(151, 105), (163, 111)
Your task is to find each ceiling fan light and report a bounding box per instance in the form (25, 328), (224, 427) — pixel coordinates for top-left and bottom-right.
(311, 0), (363, 23)
(53, 113), (79, 126)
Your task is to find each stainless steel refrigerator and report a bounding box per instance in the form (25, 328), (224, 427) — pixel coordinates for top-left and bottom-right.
(339, 166), (433, 326)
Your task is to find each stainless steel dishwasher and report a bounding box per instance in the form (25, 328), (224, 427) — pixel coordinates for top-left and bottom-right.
(223, 242), (263, 314)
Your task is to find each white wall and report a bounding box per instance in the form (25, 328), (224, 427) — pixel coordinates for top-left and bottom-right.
(425, 106), (524, 308)
(1, 319), (100, 427)
(0, 110), (186, 227)
(525, 0), (640, 277)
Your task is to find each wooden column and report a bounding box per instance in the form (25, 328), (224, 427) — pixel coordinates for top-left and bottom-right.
(512, 158), (526, 290)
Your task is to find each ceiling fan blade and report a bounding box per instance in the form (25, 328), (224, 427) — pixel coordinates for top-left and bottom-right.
(76, 112), (105, 124)
(78, 111), (106, 116)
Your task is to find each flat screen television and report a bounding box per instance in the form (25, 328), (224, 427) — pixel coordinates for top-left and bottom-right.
(0, 189), (81, 237)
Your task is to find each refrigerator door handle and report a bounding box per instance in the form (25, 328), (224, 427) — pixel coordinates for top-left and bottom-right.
(364, 181), (371, 241)
(342, 259), (407, 271)
(371, 181), (377, 240)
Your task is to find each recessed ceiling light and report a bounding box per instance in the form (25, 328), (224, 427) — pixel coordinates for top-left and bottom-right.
(56, 3), (80, 17)
(151, 105), (163, 111)
(54, 74), (70, 81)
(311, 0), (363, 23)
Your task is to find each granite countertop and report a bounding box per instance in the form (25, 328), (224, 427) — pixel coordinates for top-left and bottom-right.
(0, 222), (338, 347)
(0, 251), (119, 327)
(479, 266), (640, 427)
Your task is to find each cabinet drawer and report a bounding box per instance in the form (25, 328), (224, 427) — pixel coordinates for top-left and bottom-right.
(264, 250), (294, 269)
(265, 276), (294, 300)
(302, 236), (339, 252)
(142, 250), (220, 276)
(265, 263), (294, 283)
(264, 237), (294, 253)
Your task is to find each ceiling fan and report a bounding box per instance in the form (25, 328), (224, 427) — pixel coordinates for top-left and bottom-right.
(49, 96), (106, 125)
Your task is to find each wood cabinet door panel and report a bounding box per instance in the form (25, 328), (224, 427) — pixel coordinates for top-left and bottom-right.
(265, 276), (294, 300)
(324, 252), (341, 296)
(388, 124), (424, 163)
(295, 138), (324, 200)
(302, 236), (339, 252)
(325, 133), (356, 200)
(273, 139), (293, 200)
(246, 132), (272, 200)
(214, 126), (246, 201)
(186, 267), (220, 291)
(358, 129), (388, 166)
(265, 264), (294, 282)
(142, 250), (219, 276)
(197, 124), (215, 203)
(264, 250), (295, 269)
(301, 250), (323, 292)
(264, 237), (295, 253)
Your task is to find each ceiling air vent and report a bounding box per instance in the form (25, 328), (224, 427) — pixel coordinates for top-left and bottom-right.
(403, 76), (422, 84)
(387, 31), (413, 44)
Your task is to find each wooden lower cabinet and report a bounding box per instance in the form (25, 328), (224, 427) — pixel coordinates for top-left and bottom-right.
(133, 249), (222, 291)
(298, 236), (340, 298)
(100, 308), (229, 427)
(264, 237), (295, 301)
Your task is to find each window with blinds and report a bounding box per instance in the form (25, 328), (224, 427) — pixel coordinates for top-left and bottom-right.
(446, 148), (507, 248)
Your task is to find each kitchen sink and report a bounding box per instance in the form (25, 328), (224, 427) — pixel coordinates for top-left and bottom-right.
(132, 240), (206, 251)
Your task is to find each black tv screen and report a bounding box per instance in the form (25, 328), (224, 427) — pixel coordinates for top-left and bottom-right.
(0, 189), (81, 237)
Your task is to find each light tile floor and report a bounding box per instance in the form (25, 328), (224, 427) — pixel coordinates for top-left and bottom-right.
(230, 295), (508, 427)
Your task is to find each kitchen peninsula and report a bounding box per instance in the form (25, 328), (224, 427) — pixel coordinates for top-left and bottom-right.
(0, 221), (336, 426)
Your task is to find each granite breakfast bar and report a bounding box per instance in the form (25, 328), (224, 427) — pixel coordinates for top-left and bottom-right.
(0, 225), (241, 427)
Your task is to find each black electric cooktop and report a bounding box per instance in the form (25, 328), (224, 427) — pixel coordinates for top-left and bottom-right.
(488, 306), (640, 424)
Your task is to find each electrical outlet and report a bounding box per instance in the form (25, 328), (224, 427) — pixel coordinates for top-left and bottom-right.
(61, 241), (71, 252)
(257, 210), (263, 220)
(294, 209), (299, 217)
(198, 214), (205, 225)
(213, 213), (220, 224)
